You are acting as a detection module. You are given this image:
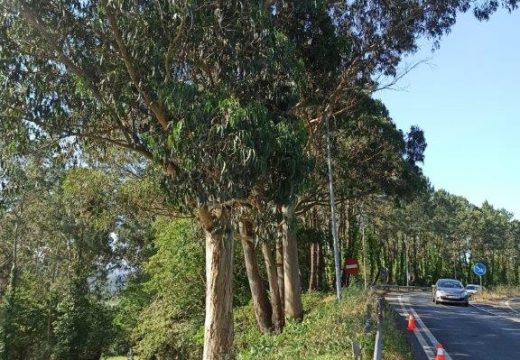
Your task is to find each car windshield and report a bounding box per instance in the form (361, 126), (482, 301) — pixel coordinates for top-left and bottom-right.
(466, 285), (477, 290)
(438, 280), (463, 288)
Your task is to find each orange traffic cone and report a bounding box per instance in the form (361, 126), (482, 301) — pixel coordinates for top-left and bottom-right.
(435, 343), (446, 360)
(406, 314), (416, 331)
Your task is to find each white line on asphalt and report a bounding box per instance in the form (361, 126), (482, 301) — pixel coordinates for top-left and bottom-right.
(400, 294), (455, 360)
(398, 295), (435, 359)
(470, 303), (520, 323)
(407, 300), (454, 360)
(505, 300), (520, 315)
(470, 303), (501, 316)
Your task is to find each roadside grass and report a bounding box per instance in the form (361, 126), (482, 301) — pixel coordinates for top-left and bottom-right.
(382, 302), (413, 360)
(472, 286), (520, 303)
(235, 287), (412, 360)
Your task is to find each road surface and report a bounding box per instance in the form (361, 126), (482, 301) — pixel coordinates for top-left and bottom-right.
(386, 292), (520, 360)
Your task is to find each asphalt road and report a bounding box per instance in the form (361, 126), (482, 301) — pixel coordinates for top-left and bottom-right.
(386, 292), (520, 360)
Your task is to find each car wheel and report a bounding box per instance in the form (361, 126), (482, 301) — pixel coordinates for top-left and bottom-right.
(463, 301), (469, 307)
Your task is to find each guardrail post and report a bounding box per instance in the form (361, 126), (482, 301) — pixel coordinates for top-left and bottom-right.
(352, 341), (362, 360)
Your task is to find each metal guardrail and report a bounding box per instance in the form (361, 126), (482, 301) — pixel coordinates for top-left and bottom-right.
(372, 297), (383, 360)
(370, 285), (431, 359)
(354, 287), (430, 360)
(373, 284), (431, 292)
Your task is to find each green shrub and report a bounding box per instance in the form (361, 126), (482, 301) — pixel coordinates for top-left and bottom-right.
(0, 278), (47, 360)
(52, 276), (114, 360)
(235, 288), (411, 360)
(115, 218), (205, 359)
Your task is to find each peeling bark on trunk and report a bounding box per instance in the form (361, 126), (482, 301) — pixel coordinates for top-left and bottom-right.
(261, 241), (284, 333)
(282, 205), (303, 321)
(199, 207), (234, 360)
(239, 220), (273, 334)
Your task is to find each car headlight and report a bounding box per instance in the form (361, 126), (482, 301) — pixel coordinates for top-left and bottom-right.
(436, 290), (446, 296)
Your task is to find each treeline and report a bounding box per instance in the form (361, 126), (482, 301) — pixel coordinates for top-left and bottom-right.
(1, 145), (519, 360)
(338, 190), (520, 288)
(1, 1), (519, 359)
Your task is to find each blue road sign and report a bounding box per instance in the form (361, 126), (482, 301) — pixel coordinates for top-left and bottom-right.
(473, 262), (487, 276)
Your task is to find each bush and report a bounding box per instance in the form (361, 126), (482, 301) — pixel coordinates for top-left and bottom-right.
(114, 218), (205, 359)
(0, 278), (47, 360)
(52, 276), (114, 360)
(235, 288), (412, 360)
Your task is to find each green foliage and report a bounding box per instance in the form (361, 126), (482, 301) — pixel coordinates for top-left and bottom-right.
(113, 217), (255, 358)
(234, 289), (411, 360)
(381, 303), (414, 360)
(115, 218), (205, 359)
(62, 168), (115, 231)
(362, 187), (520, 287)
(0, 277), (47, 360)
(52, 276), (114, 360)
(1, 2), (520, 359)
(0, 274), (114, 360)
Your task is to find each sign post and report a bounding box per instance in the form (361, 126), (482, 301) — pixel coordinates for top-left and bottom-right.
(472, 262), (487, 288)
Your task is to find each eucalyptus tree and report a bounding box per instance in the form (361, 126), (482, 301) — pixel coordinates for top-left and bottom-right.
(2, 0), (519, 357)
(0, 1), (308, 357)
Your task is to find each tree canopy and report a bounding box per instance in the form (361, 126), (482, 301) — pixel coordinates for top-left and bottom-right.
(1, 1), (519, 359)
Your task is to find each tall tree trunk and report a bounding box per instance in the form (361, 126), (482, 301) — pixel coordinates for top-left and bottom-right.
(345, 200), (352, 257)
(282, 205), (303, 321)
(308, 242), (318, 292)
(2, 220), (19, 360)
(317, 243), (325, 290)
(413, 234), (419, 284)
(491, 249), (495, 285)
(339, 203), (347, 254)
(261, 241), (284, 333)
(275, 230), (285, 316)
(239, 220), (273, 334)
(199, 207), (234, 360)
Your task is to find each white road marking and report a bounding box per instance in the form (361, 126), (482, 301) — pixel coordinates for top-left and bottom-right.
(407, 300), (454, 360)
(399, 294), (454, 360)
(470, 303), (520, 323)
(505, 300), (520, 315)
(398, 295), (435, 359)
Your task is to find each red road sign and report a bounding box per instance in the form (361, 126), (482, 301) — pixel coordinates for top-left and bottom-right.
(344, 258), (359, 275)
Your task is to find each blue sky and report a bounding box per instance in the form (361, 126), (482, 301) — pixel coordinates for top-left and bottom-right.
(376, 9), (520, 219)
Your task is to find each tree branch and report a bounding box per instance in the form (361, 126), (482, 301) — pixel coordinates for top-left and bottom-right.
(105, 4), (170, 130)
(17, 1), (137, 149)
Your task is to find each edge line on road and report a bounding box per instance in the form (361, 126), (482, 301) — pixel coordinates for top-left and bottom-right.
(470, 303), (500, 316)
(398, 295), (435, 359)
(470, 303), (520, 323)
(505, 300), (520, 315)
(399, 294), (454, 360)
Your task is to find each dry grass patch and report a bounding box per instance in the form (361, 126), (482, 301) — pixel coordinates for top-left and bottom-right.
(472, 286), (520, 303)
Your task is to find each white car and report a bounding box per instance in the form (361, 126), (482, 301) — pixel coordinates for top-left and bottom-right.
(465, 284), (482, 296)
